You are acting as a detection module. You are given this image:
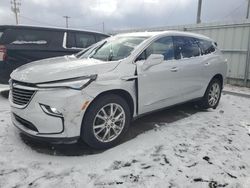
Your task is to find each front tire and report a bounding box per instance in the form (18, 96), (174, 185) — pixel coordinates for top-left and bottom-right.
(81, 94), (131, 149)
(199, 78), (222, 109)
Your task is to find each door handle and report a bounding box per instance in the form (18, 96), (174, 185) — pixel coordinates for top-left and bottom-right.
(170, 67), (178, 72)
(204, 62), (210, 66)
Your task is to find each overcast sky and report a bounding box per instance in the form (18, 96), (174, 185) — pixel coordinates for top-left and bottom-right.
(0, 0), (248, 33)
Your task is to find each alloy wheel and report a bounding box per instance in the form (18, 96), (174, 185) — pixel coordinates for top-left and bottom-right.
(93, 103), (126, 143)
(208, 82), (220, 106)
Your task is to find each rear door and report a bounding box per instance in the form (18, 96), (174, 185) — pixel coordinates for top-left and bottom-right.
(0, 28), (67, 83)
(4, 28), (65, 67)
(196, 38), (218, 87)
(172, 36), (205, 99)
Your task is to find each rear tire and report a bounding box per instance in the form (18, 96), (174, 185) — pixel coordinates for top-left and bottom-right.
(81, 94), (131, 149)
(199, 78), (222, 109)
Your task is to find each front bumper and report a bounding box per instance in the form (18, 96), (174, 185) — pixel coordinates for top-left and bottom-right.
(14, 118), (80, 144)
(10, 86), (94, 141)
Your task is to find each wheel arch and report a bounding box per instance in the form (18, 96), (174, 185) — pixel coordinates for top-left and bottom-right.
(211, 74), (223, 87)
(202, 73), (224, 98)
(84, 89), (135, 120)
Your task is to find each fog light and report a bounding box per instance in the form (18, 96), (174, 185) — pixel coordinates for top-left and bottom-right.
(40, 104), (63, 117)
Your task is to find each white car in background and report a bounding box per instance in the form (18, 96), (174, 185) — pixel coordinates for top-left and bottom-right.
(9, 31), (227, 149)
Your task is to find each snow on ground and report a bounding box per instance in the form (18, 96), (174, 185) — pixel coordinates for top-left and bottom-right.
(224, 84), (250, 96)
(0, 93), (250, 188)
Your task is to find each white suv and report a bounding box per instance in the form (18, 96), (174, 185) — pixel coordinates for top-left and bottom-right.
(9, 31), (227, 149)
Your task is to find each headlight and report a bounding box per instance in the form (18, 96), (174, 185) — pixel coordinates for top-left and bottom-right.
(36, 75), (97, 90)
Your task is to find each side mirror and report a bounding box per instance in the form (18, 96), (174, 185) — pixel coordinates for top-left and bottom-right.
(142, 54), (164, 70)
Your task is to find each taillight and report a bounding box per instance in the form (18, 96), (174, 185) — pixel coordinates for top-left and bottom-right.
(0, 45), (7, 61)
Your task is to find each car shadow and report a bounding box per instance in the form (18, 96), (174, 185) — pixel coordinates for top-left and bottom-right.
(20, 102), (201, 156)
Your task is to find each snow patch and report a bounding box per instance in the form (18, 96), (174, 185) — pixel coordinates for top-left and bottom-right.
(0, 94), (250, 187)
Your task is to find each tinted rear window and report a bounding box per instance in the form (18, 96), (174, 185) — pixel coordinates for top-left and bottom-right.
(96, 34), (109, 42)
(66, 32), (102, 49)
(197, 39), (215, 55)
(75, 33), (96, 48)
(173, 36), (200, 59)
(4, 29), (55, 45)
(66, 32), (76, 48)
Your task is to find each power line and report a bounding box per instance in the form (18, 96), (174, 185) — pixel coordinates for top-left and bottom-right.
(19, 15), (61, 27)
(81, 22), (104, 28)
(11, 0), (21, 25)
(20, 15), (106, 32)
(80, 22), (106, 32)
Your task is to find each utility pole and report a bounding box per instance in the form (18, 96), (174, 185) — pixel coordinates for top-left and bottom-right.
(247, 0), (250, 19)
(11, 0), (21, 25)
(196, 0), (202, 24)
(63, 16), (70, 28)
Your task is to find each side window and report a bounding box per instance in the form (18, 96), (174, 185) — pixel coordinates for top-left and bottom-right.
(173, 36), (200, 59)
(75, 33), (95, 48)
(136, 50), (147, 61)
(5, 29), (51, 45)
(66, 32), (76, 48)
(138, 36), (174, 61)
(96, 35), (108, 42)
(197, 39), (215, 55)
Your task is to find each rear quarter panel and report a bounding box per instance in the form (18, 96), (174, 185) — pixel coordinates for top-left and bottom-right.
(202, 51), (227, 93)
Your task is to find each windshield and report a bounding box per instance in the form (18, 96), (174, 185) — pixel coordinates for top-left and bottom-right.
(78, 36), (147, 61)
(75, 40), (105, 59)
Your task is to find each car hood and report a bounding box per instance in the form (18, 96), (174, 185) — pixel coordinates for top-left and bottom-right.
(11, 56), (120, 83)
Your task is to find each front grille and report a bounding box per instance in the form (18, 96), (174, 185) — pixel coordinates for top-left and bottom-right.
(11, 82), (36, 106)
(14, 113), (38, 132)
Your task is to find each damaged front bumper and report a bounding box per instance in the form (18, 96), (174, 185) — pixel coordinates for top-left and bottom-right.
(10, 83), (94, 143)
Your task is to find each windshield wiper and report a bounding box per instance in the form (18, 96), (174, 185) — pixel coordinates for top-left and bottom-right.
(89, 41), (107, 58)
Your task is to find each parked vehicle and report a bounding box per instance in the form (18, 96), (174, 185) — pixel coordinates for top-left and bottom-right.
(9, 31), (227, 149)
(0, 25), (109, 84)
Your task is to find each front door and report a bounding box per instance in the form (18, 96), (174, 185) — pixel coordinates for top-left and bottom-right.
(136, 36), (182, 114)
